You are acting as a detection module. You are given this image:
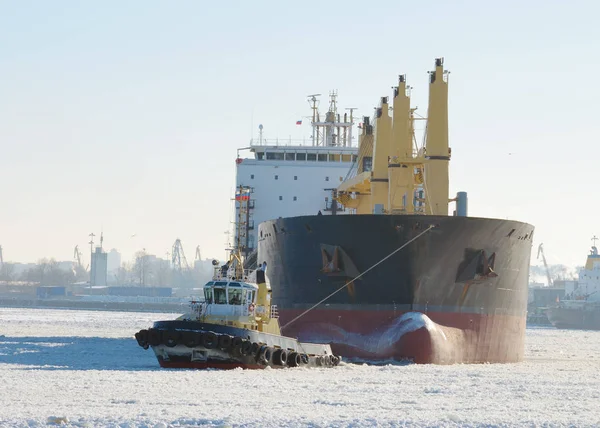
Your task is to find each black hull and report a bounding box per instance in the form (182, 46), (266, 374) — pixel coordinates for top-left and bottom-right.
(258, 214), (534, 364)
(135, 320), (339, 369)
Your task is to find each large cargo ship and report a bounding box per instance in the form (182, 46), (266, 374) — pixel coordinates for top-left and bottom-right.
(546, 238), (600, 330)
(252, 58), (534, 364)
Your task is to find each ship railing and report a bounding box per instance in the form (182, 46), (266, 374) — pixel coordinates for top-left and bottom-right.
(270, 304), (279, 319)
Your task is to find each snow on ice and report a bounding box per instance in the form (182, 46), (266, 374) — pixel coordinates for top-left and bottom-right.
(0, 307), (599, 427)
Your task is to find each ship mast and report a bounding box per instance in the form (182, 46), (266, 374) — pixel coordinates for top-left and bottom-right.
(308, 91), (354, 147)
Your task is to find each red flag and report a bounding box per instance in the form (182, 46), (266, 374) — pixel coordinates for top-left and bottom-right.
(296, 120), (302, 125)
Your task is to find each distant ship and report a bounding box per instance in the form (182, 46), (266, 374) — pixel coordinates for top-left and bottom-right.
(236, 58), (534, 364)
(546, 238), (600, 330)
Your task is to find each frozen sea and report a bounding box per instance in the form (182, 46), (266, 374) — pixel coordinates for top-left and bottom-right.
(0, 308), (599, 428)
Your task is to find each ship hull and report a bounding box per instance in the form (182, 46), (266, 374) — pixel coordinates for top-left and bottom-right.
(546, 305), (600, 330)
(258, 214), (534, 364)
(136, 320), (338, 369)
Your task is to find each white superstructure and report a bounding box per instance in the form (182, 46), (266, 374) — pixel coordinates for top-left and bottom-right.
(234, 92), (359, 255)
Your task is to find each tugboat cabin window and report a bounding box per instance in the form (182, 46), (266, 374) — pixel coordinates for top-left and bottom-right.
(228, 283), (242, 305)
(213, 287), (227, 304)
(204, 287), (214, 304)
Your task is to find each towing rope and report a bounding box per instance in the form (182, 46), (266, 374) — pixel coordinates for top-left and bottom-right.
(280, 224), (435, 332)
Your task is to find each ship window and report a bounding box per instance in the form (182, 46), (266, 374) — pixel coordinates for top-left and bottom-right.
(352, 155), (358, 162)
(257, 153), (264, 160)
(266, 153), (275, 160)
(242, 289), (248, 304)
(279, 196), (283, 200)
(325, 197), (329, 202)
(362, 156), (373, 172)
(297, 153), (306, 161)
(307, 153), (317, 161)
(204, 287), (213, 304)
(318, 154), (327, 161)
(275, 175), (278, 180)
(325, 176), (329, 181)
(274, 152), (284, 160)
(341, 154), (351, 162)
(214, 287), (227, 305)
(228, 287), (242, 305)
(293, 196), (297, 201)
(250, 174), (254, 179)
(329, 154), (340, 162)
(294, 176), (297, 180)
(285, 153), (295, 161)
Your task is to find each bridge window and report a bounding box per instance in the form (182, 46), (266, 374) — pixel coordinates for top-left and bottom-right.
(318, 154), (327, 162)
(275, 175), (278, 180)
(294, 176), (297, 180)
(297, 153), (306, 161)
(214, 287), (227, 304)
(307, 153), (317, 161)
(229, 288), (242, 305)
(325, 176), (329, 181)
(293, 196), (297, 201)
(250, 174), (254, 179)
(285, 153), (295, 161)
(279, 196), (283, 201)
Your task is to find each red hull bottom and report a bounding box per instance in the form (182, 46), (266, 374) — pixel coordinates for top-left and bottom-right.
(280, 309), (525, 364)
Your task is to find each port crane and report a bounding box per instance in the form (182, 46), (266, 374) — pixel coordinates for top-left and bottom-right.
(537, 243), (553, 287)
(171, 239), (190, 272)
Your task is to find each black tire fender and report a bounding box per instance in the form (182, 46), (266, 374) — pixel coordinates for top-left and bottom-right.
(272, 349), (288, 366)
(287, 352), (301, 367)
(135, 329), (148, 348)
(218, 334), (233, 351)
(202, 332), (218, 349)
(240, 340), (252, 356)
(148, 328), (161, 346)
(164, 330), (180, 348)
(182, 331), (199, 348)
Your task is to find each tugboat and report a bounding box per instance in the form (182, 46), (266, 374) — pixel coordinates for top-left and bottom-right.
(134, 189), (341, 369)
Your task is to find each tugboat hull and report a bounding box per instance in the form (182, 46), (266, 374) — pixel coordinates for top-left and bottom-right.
(136, 320), (340, 369)
(258, 214), (534, 364)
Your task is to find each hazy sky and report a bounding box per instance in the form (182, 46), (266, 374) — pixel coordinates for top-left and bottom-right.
(1, 0), (599, 268)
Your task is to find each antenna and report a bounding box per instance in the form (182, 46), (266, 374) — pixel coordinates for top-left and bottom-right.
(307, 94), (321, 146)
(593, 235), (598, 247)
(345, 107), (357, 147)
(88, 233), (95, 255)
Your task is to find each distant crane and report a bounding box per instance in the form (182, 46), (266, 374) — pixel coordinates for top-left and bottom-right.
(74, 245), (83, 268)
(537, 243), (553, 287)
(195, 245), (201, 261)
(171, 238), (190, 272)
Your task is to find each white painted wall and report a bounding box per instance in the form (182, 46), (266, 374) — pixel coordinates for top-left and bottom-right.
(235, 151), (356, 251)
